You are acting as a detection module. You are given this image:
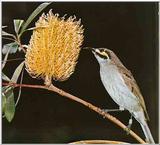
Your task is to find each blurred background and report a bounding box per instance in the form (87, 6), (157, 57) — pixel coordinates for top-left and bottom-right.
(2, 2), (159, 143)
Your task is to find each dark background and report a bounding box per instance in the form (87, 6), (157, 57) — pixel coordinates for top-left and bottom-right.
(2, 2), (159, 143)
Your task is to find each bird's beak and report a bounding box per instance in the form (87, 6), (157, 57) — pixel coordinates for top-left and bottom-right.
(83, 47), (96, 52)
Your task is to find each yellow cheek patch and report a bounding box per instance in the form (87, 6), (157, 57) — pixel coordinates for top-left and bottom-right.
(101, 51), (109, 58)
(95, 49), (109, 58)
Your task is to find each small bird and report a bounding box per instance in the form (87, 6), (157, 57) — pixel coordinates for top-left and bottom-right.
(84, 47), (155, 143)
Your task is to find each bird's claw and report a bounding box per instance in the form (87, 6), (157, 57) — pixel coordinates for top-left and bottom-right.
(125, 124), (131, 135)
(102, 108), (124, 113)
(124, 116), (133, 135)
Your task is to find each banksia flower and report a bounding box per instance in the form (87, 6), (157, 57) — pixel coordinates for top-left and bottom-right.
(25, 11), (84, 85)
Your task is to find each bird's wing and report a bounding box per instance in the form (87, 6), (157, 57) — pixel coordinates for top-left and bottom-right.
(117, 64), (149, 121)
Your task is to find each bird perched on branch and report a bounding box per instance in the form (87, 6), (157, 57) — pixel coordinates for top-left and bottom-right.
(84, 47), (155, 143)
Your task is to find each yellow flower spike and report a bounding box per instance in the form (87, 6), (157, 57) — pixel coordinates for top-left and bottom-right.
(25, 10), (84, 85)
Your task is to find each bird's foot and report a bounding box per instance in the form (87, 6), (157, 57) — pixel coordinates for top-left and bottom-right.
(102, 107), (125, 113)
(124, 126), (131, 135)
(125, 115), (133, 135)
(125, 124), (131, 135)
(102, 109), (123, 119)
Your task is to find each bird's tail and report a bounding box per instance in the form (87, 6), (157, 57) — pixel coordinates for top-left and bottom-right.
(133, 111), (155, 143)
(140, 121), (155, 144)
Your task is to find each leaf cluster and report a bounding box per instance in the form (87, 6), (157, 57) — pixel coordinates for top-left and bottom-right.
(2, 2), (51, 122)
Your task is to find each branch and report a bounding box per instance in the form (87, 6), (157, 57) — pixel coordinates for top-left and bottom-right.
(2, 82), (146, 144)
(16, 37), (26, 53)
(70, 140), (128, 144)
(2, 58), (24, 63)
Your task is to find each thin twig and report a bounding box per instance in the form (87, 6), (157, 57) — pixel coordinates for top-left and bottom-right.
(2, 47), (11, 70)
(2, 58), (24, 63)
(69, 140), (128, 144)
(15, 68), (24, 106)
(2, 37), (15, 41)
(17, 36), (26, 53)
(2, 82), (146, 144)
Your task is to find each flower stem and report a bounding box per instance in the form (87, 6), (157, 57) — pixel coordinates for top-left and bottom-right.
(2, 82), (146, 144)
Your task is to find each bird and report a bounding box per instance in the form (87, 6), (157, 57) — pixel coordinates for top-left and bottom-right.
(84, 47), (155, 143)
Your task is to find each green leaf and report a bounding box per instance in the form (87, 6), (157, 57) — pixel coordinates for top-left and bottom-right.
(2, 30), (15, 38)
(19, 2), (51, 36)
(4, 87), (15, 122)
(26, 25), (48, 31)
(2, 45), (11, 70)
(20, 25), (48, 35)
(2, 73), (11, 82)
(2, 42), (19, 54)
(2, 92), (7, 113)
(2, 86), (10, 92)
(14, 19), (24, 34)
(11, 61), (24, 83)
(2, 26), (7, 29)
(15, 68), (24, 107)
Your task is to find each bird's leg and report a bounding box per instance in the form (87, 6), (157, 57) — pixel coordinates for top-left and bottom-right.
(127, 114), (133, 129)
(102, 106), (125, 113)
(125, 114), (133, 135)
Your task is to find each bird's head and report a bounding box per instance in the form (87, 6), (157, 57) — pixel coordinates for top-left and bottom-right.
(83, 47), (113, 64)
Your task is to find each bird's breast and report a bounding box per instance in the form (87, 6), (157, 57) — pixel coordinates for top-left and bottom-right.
(99, 64), (140, 112)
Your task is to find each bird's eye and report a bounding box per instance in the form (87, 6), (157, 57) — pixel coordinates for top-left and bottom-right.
(94, 49), (111, 60)
(99, 49), (104, 52)
(95, 51), (108, 60)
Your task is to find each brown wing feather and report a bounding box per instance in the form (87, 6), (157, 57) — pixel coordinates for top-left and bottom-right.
(108, 49), (149, 120)
(118, 64), (149, 121)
